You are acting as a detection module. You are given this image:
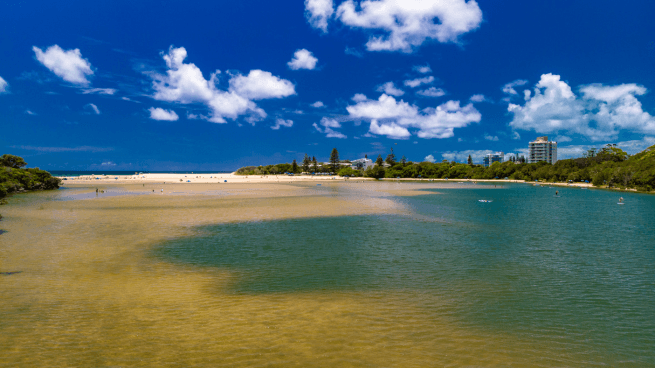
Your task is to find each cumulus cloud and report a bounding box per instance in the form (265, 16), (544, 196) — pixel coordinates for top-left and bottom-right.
(0, 76), (8, 93)
(84, 103), (101, 115)
(150, 46), (295, 124)
(502, 79), (528, 95)
(228, 70), (296, 100)
(369, 119), (410, 139)
(305, 0), (334, 33)
(336, 0), (483, 52)
(346, 94), (481, 139)
(376, 81), (404, 96)
(507, 73), (655, 141)
(313, 117), (347, 138)
(469, 94), (486, 102)
(33, 45), (94, 85)
(417, 87), (445, 98)
(272, 118), (294, 130)
(413, 65), (432, 74)
(25, 110), (37, 115)
(352, 93), (368, 102)
(311, 101), (325, 108)
(424, 154), (436, 163)
(404, 76), (434, 88)
(148, 107), (179, 121)
(287, 49), (319, 70)
(81, 88), (117, 95)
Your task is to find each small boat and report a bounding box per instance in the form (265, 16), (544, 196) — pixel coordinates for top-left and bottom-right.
(478, 199), (493, 203)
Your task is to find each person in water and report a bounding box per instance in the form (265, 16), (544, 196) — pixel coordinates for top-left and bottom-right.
(619, 197), (624, 203)
(556, 190), (559, 196)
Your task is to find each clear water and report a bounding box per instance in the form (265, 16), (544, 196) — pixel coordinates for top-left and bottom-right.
(155, 184), (655, 365)
(2, 183), (654, 367)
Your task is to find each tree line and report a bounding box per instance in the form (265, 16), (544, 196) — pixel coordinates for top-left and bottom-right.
(0, 154), (61, 200)
(235, 144), (655, 192)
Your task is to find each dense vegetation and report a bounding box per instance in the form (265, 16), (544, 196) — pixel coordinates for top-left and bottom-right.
(0, 154), (61, 200)
(235, 145), (655, 192)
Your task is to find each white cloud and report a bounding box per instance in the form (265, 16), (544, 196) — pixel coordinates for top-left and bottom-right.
(25, 110), (37, 115)
(84, 103), (101, 115)
(287, 49), (319, 70)
(511, 131), (520, 140)
(507, 73), (655, 141)
(417, 87), (445, 98)
(149, 107), (179, 121)
(0, 76), (8, 93)
(369, 119), (411, 139)
(484, 134), (498, 141)
(101, 161), (116, 166)
(228, 70), (295, 100)
(81, 88), (117, 95)
(441, 149), (493, 163)
(413, 65), (432, 74)
(404, 76), (434, 88)
(311, 101), (325, 108)
(346, 94), (480, 139)
(336, 0), (483, 52)
(272, 118), (294, 130)
(150, 46), (295, 124)
(376, 81), (404, 96)
(352, 93), (368, 102)
(313, 117), (347, 138)
(469, 94), (486, 102)
(347, 94), (417, 119)
(502, 79), (528, 95)
(305, 0), (334, 33)
(424, 154), (436, 163)
(33, 45), (93, 85)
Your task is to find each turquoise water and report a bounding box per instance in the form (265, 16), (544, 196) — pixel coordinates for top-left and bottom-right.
(155, 184), (655, 365)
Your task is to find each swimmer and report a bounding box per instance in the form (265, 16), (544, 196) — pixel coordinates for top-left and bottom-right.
(556, 190), (559, 196)
(619, 197), (624, 203)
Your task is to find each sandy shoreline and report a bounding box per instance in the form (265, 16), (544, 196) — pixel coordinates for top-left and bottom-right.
(58, 172), (595, 188)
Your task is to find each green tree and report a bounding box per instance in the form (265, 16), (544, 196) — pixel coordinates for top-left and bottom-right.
(302, 154), (310, 172)
(329, 148), (340, 173)
(365, 165), (386, 179)
(375, 155), (384, 166)
(401, 155), (407, 165)
(292, 159), (298, 173)
(0, 154), (27, 169)
(385, 148), (396, 165)
(467, 155), (473, 165)
(312, 156), (318, 172)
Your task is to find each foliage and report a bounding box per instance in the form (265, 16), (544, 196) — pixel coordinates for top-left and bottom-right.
(385, 148), (396, 165)
(329, 148), (340, 173)
(375, 155), (384, 166)
(292, 159), (299, 173)
(302, 154), (310, 172)
(365, 165), (386, 179)
(0, 154), (27, 169)
(337, 167), (362, 177)
(0, 155), (61, 200)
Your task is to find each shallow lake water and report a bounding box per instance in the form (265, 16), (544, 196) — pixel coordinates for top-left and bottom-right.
(1, 183), (654, 367)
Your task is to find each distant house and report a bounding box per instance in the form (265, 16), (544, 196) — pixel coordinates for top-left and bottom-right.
(350, 158), (374, 171)
(483, 152), (505, 167)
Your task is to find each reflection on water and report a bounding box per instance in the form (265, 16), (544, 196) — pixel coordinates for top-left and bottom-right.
(1, 183), (654, 367)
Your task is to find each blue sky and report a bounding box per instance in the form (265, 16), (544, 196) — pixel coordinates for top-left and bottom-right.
(1, 0), (654, 170)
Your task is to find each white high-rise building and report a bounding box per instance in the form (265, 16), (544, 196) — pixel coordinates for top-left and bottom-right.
(528, 136), (557, 164)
